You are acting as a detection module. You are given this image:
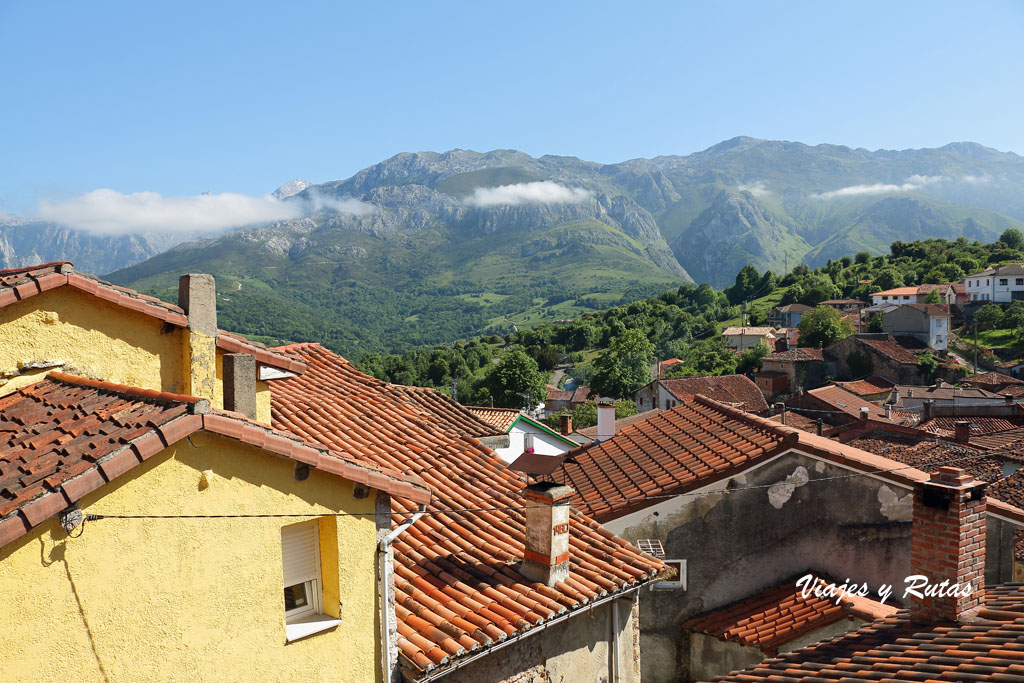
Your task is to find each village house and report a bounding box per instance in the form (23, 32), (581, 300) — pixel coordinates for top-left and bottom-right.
(818, 298), (867, 313)
(823, 333), (930, 385)
(551, 398), (1022, 682)
(755, 347), (825, 397)
(767, 303), (812, 329)
(0, 263), (667, 683)
(0, 263), (433, 682)
(784, 384), (891, 427)
(833, 376), (896, 402)
(961, 370), (1024, 393)
(879, 303), (950, 350)
(885, 380), (1010, 412)
(721, 326), (777, 352)
(964, 262), (1024, 302)
(635, 375), (769, 414)
(870, 283), (957, 307)
(543, 384), (590, 414)
(714, 465), (1024, 683)
(464, 405), (578, 463)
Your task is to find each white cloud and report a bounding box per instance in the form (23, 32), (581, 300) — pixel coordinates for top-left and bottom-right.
(464, 181), (592, 208)
(737, 180), (771, 197)
(812, 175), (945, 200)
(962, 174), (992, 185)
(35, 188), (375, 235)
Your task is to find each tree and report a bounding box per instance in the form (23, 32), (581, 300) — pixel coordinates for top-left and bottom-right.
(484, 349), (546, 408)
(866, 312), (885, 333)
(873, 268), (904, 291)
(1001, 228), (1024, 251)
(546, 399), (639, 430)
(670, 337), (738, 377)
(1005, 302), (1024, 331)
(737, 341), (772, 375)
(591, 329), (655, 398)
(854, 251), (871, 265)
(924, 288), (943, 305)
(797, 306), (854, 348)
(916, 350), (939, 384)
(974, 303), (1005, 331)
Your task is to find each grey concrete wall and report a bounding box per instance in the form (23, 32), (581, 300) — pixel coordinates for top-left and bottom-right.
(686, 634), (764, 683)
(445, 594), (640, 683)
(609, 451), (915, 683)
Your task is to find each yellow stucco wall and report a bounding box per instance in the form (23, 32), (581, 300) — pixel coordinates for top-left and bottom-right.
(0, 432), (381, 682)
(0, 289), (274, 424)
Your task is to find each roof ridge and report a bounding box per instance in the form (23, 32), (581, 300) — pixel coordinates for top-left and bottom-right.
(47, 372), (206, 407)
(271, 342), (323, 352)
(692, 394), (800, 443)
(0, 260), (73, 276)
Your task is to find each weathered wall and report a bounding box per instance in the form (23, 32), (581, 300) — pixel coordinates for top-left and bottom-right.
(606, 451), (916, 683)
(0, 288), (273, 424)
(686, 633), (764, 683)
(444, 594), (640, 683)
(0, 432), (380, 682)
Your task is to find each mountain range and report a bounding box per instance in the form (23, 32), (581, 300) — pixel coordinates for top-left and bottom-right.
(5, 137), (1024, 355)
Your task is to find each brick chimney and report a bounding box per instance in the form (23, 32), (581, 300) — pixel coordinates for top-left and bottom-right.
(520, 482), (573, 586)
(178, 274), (218, 402)
(560, 414), (573, 435)
(597, 401), (616, 442)
(223, 353), (257, 419)
(909, 466), (986, 623)
(954, 420), (971, 445)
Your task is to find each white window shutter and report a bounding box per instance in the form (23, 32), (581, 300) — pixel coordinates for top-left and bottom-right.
(282, 521), (319, 587)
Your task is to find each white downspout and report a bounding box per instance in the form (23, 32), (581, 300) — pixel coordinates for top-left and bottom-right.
(610, 599), (620, 682)
(379, 504), (426, 683)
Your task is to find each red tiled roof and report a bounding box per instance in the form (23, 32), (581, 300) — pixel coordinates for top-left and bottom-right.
(0, 262), (303, 373)
(464, 406), (522, 433)
(970, 427), (1024, 451)
(917, 415), (1024, 438)
(833, 376), (895, 396)
(393, 388), (504, 438)
(765, 347), (823, 362)
(555, 396), (932, 523)
(684, 576), (896, 654)
(962, 371), (1024, 388)
(569, 385), (592, 403)
(799, 385), (888, 420)
(902, 303), (950, 317)
(856, 335), (927, 364)
(843, 431), (1003, 484)
(767, 412), (819, 433)
(0, 373), (429, 549)
(545, 385), (572, 402)
(267, 344), (664, 679)
(711, 583), (1024, 682)
(873, 286), (919, 297)
(576, 410), (661, 440)
(658, 375), (770, 412)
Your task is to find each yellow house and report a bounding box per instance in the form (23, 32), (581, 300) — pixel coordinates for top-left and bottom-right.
(0, 263), (432, 682)
(0, 262), (305, 423)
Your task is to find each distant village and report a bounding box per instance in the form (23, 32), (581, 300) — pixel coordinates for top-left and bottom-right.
(7, 261), (1024, 682)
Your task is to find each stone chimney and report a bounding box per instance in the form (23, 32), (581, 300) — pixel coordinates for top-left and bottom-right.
(923, 399), (934, 422)
(884, 403), (893, 420)
(909, 467), (986, 623)
(178, 274), (218, 402)
(178, 273), (217, 336)
(954, 420), (971, 445)
(223, 353), (257, 419)
(520, 482), (573, 587)
(597, 401), (616, 442)
(560, 414), (573, 436)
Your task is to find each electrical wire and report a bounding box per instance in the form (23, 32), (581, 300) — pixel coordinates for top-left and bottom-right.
(84, 442), (1005, 523)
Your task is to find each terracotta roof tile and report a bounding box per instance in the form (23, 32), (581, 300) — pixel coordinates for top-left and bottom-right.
(463, 406), (522, 433)
(765, 347), (824, 362)
(684, 575), (896, 653)
(834, 376), (895, 396)
(391, 388), (504, 438)
(0, 262), (302, 373)
(267, 344), (664, 680)
(767, 412), (819, 433)
(711, 583), (1024, 682)
(856, 335), (927, 364)
(917, 415), (1024, 438)
(656, 375), (769, 412)
(963, 371), (1024, 389)
(798, 384), (889, 420)
(843, 431), (1003, 483)
(0, 374), (428, 548)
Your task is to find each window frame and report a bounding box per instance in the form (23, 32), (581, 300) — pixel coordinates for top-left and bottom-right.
(281, 519), (340, 642)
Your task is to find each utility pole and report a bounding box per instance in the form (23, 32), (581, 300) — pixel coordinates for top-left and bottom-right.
(742, 300), (748, 327)
(974, 323), (979, 372)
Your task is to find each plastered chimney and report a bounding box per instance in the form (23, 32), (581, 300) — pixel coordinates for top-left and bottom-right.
(860, 406), (870, 420)
(223, 353), (257, 419)
(597, 401), (616, 442)
(520, 482), (573, 587)
(177, 273), (218, 402)
(909, 466), (986, 623)
(177, 273), (217, 336)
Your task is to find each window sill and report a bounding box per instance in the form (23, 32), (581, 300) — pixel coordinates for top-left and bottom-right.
(285, 614), (342, 643)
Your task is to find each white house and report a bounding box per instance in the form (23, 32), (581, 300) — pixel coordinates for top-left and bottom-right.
(964, 264), (1024, 302)
(879, 304), (950, 350)
(466, 406), (578, 463)
(721, 326), (776, 351)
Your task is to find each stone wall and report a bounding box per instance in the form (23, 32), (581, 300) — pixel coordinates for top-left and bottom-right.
(445, 593), (640, 683)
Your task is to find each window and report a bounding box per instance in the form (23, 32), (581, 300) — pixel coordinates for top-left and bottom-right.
(652, 559), (687, 590)
(1000, 279), (1008, 286)
(1016, 279), (1023, 286)
(281, 519), (340, 642)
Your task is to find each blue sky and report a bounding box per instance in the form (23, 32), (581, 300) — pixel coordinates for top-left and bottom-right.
(2, 0), (1022, 218)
